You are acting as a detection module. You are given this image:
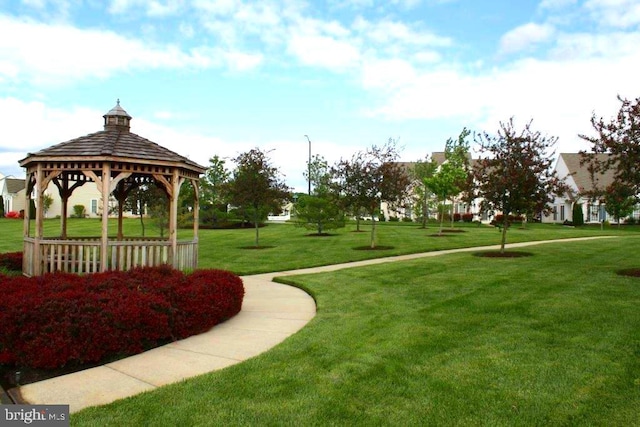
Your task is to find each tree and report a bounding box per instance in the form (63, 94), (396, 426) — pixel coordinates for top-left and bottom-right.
(579, 95), (640, 213)
(473, 118), (567, 253)
(410, 157), (438, 228)
(294, 194), (345, 235)
(296, 155), (345, 234)
(332, 152), (368, 232)
(0, 195), (4, 217)
(425, 128), (471, 234)
(200, 155), (230, 227)
(225, 148), (291, 247)
(41, 194), (53, 218)
(304, 154), (331, 195)
(334, 139), (410, 248)
(603, 182), (636, 226)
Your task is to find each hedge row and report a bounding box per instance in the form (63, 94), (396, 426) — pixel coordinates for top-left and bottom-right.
(0, 265), (244, 369)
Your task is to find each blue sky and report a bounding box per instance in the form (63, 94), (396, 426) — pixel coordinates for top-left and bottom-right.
(1, 0), (639, 191)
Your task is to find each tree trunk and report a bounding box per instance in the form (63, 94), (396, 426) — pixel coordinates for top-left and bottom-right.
(450, 197), (455, 229)
(439, 194), (445, 235)
(370, 214), (376, 249)
(254, 210), (260, 247)
(500, 218), (508, 253)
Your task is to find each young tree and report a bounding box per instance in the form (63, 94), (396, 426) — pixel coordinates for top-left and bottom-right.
(580, 95), (640, 212)
(225, 148), (291, 247)
(304, 154), (331, 195)
(295, 155), (345, 234)
(331, 152), (368, 232)
(425, 129), (470, 234)
(294, 194), (345, 235)
(473, 118), (567, 253)
(41, 194), (53, 218)
(200, 155), (230, 227)
(410, 157), (438, 228)
(334, 139), (410, 248)
(603, 182), (636, 226)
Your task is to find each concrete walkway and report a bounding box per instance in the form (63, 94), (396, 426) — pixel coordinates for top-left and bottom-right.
(10, 236), (613, 413)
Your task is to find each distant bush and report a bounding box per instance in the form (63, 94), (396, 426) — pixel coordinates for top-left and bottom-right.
(494, 214), (524, 223)
(401, 217), (413, 222)
(72, 205), (86, 218)
(462, 213), (474, 223)
(453, 213), (462, 222)
(626, 216), (637, 225)
(0, 265), (244, 369)
(572, 204), (584, 226)
(388, 217), (400, 222)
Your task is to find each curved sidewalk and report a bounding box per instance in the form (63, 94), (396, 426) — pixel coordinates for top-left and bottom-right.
(11, 236), (613, 413)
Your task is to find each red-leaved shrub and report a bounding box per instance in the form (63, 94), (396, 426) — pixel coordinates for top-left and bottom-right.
(0, 265), (244, 368)
(0, 252), (23, 271)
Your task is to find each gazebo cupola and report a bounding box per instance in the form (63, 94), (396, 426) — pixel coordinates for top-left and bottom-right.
(19, 100), (206, 277)
(103, 99), (132, 131)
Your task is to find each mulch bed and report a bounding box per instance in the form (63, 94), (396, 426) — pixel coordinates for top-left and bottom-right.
(617, 268), (640, 277)
(473, 251), (534, 258)
(353, 246), (394, 251)
(306, 233), (336, 237)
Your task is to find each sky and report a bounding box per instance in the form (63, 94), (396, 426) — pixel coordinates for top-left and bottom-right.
(1, 0), (639, 192)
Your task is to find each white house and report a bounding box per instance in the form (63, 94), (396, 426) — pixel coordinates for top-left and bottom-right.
(542, 153), (640, 224)
(0, 173), (26, 215)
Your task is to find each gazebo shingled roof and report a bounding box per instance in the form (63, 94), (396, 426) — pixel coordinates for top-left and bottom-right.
(23, 130), (204, 170)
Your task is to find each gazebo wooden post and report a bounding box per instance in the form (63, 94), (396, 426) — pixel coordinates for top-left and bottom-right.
(23, 174), (32, 275)
(23, 175), (31, 238)
(33, 164), (45, 276)
(192, 179), (200, 243)
(100, 163), (111, 272)
(169, 169), (180, 267)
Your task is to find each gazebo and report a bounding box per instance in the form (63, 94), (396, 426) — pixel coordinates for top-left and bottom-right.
(19, 101), (206, 277)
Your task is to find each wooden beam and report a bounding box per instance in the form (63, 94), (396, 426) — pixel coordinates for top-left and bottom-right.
(100, 164), (111, 272)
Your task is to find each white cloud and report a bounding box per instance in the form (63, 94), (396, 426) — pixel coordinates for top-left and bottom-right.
(107, 0), (184, 16)
(361, 58), (417, 89)
(538, 0), (578, 10)
(288, 34), (361, 70)
(0, 14), (262, 85)
(585, 0), (640, 28)
(499, 23), (556, 54)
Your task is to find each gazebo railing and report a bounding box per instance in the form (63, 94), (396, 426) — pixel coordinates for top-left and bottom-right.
(23, 237), (198, 276)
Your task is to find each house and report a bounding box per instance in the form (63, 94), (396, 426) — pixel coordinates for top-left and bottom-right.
(382, 153), (485, 222)
(543, 153), (640, 224)
(0, 173), (26, 215)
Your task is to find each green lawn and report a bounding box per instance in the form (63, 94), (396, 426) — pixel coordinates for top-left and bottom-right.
(0, 217), (635, 275)
(2, 218), (639, 425)
(70, 235), (640, 426)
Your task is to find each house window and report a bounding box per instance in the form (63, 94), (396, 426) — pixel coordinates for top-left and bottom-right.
(553, 206), (557, 221)
(560, 206), (565, 221)
(91, 199), (98, 215)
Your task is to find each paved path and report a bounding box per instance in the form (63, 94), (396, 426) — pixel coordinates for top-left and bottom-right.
(11, 236), (613, 413)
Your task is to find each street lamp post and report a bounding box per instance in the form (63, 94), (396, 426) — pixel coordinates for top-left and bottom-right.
(304, 135), (311, 195)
